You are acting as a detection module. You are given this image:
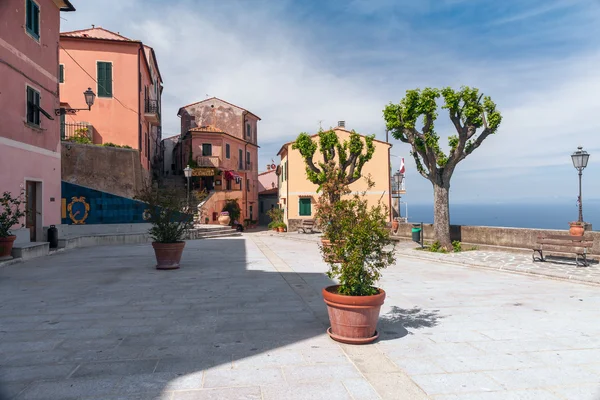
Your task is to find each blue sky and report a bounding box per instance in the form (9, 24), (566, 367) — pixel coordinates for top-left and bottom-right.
(62, 0), (600, 205)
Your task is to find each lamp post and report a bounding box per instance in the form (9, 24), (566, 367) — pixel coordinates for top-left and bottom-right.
(571, 146), (590, 223)
(55, 88), (96, 115)
(183, 165), (193, 212)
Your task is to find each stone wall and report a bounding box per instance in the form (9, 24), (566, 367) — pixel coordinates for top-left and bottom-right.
(62, 142), (149, 199)
(393, 223), (600, 254)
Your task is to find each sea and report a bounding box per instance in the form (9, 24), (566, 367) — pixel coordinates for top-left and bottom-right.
(404, 202), (600, 231)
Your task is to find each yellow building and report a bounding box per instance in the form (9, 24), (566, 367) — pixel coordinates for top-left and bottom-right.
(277, 125), (392, 231)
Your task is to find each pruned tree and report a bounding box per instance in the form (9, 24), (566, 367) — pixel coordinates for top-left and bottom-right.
(383, 87), (502, 250)
(292, 129), (375, 203)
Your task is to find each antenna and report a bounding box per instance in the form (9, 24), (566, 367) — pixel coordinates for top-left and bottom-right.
(318, 120), (324, 130)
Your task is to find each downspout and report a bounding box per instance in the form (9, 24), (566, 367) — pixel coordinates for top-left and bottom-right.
(242, 111), (248, 221)
(137, 45), (142, 163)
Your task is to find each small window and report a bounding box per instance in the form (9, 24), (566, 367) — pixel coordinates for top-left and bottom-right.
(299, 198), (312, 216)
(247, 179), (250, 192)
(246, 151), (251, 168)
(225, 144), (230, 159)
(59, 65), (65, 83)
(26, 86), (41, 126)
(238, 149), (243, 169)
(202, 143), (212, 156)
(26, 0), (40, 40)
(97, 62), (113, 98)
(246, 123), (251, 137)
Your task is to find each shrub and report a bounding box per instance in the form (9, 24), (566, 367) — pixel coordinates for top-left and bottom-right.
(266, 207), (284, 225)
(135, 185), (192, 243)
(0, 190), (26, 238)
(102, 142), (132, 149)
(452, 240), (462, 253)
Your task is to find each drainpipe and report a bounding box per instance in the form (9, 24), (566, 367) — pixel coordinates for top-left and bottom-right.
(242, 111), (248, 221)
(137, 46), (141, 157)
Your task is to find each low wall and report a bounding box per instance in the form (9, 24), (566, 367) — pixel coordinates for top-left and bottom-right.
(393, 223), (600, 254)
(62, 142), (149, 199)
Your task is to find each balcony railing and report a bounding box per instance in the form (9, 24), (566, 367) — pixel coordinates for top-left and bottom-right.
(145, 98), (159, 114)
(196, 156), (221, 167)
(61, 122), (93, 141)
(239, 161), (252, 171)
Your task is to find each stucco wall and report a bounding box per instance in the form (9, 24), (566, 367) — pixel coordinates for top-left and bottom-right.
(258, 169), (277, 192)
(392, 223), (600, 254)
(61, 142), (147, 199)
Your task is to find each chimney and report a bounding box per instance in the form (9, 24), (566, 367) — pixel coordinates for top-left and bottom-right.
(338, 121), (345, 128)
(267, 164), (271, 170)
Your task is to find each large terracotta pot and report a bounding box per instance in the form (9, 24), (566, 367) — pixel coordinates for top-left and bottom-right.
(0, 236), (17, 259)
(218, 214), (231, 226)
(277, 227), (284, 232)
(391, 220), (399, 231)
(152, 241), (185, 270)
(322, 285), (385, 344)
(569, 222), (585, 236)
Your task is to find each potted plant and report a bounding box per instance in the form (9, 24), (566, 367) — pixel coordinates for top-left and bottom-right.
(319, 179), (395, 344)
(0, 190), (26, 259)
(221, 199), (241, 227)
(136, 185), (192, 270)
(218, 211), (230, 226)
(569, 221), (585, 236)
(267, 207), (284, 231)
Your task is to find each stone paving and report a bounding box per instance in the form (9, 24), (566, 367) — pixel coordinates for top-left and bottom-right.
(1, 234), (600, 399)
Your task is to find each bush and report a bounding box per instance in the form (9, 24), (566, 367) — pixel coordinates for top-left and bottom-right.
(102, 142), (132, 149)
(135, 185), (192, 243)
(452, 240), (462, 252)
(222, 199), (241, 224)
(266, 207), (283, 225)
(0, 190), (26, 238)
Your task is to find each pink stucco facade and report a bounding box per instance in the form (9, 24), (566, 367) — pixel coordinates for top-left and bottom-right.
(258, 168), (278, 193)
(0, 0), (75, 240)
(59, 28), (163, 174)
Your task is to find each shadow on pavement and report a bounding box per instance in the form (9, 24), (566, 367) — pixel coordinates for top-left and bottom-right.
(378, 306), (445, 341)
(0, 238), (335, 399)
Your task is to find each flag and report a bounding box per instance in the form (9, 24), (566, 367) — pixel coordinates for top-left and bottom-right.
(399, 157), (405, 174)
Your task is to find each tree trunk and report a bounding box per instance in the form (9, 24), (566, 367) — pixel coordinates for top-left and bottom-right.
(433, 183), (452, 250)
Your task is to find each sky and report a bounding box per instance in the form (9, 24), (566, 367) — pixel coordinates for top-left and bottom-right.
(61, 0), (600, 205)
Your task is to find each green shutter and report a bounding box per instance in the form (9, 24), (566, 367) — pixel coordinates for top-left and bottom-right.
(26, 0), (40, 39)
(34, 91), (40, 125)
(26, 87), (34, 123)
(32, 2), (39, 36)
(97, 62), (113, 97)
(299, 198), (311, 216)
(59, 65), (64, 83)
(226, 144), (230, 158)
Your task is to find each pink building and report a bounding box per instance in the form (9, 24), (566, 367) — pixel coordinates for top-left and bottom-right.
(0, 0), (75, 242)
(59, 27), (163, 176)
(175, 98), (260, 223)
(258, 165), (278, 226)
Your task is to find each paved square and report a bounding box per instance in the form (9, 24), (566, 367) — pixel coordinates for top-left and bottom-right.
(1, 234), (599, 399)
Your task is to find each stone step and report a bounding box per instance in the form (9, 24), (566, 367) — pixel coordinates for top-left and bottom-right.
(186, 229), (241, 240)
(11, 242), (50, 260)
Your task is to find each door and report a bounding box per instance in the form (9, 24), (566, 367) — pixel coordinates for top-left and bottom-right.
(25, 181), (37, 241)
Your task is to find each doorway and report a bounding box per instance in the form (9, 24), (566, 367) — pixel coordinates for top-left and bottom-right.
(25, 180), (42, 242)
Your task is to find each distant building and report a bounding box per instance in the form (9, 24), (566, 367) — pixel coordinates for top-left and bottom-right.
(277, 124), (392, 231)
(174, 97), (260, 223)
(160, 135), (180, 177)
(258, 163), (279, 226)
(0, 0), (76, 242)
(59, 27), (163, 175)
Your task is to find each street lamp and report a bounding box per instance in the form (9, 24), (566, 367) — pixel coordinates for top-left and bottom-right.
(55, 88), (96, 115)
(183, 165), (193, 212)
(571, 146), (590, 223)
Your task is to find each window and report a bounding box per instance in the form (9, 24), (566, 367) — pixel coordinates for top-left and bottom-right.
(260, 201), (264, 213)
(246, 123), (251, 137)
(97, 62), (113, 97)
(226, 179), (231, 190)
(225, 144), (230, 159)
(59, 65), (65, 83)
(202, 143), (212, 156)
(299, 198), (312, 216)
(247, 179), (250, 192)
(238, 149), (243, 169)
(246, 151), (251, 168)
(26, 0), (40, 40)
(26, 86), (40, 126)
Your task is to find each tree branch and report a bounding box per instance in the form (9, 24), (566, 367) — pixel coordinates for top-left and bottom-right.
(304, 157), (321, 175)
(463, 127), (492, 158)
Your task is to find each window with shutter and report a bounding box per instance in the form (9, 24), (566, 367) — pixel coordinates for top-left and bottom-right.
(299, 198), (311, 216)
(97, 62), (113, 97)
(59, 65), (64, 83)
(202, 144), (212, 156)
(238, 149), (243, 170)
(26, 86), (40, 126)
(225, 144), (230, 159)
(26, 0), (40, 40)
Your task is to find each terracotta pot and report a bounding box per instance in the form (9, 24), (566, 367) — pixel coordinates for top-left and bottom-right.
(0, 236), (17, 259)
(391, 220), (399, 231)
(322, 285), (385, 344)
(218, 215), (231, 226)
(152, 241), (185, 270)
(277, 227), (284, 232)
(569, 222), (585, 236)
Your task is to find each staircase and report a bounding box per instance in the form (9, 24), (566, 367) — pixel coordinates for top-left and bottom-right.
(186, 225), (241, 240)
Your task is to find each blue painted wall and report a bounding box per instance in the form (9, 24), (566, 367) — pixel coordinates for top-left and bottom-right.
(61, 182), (148, 225)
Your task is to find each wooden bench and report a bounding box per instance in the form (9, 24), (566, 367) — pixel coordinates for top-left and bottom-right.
(298, 219), (316, 234)
(533, 234), (594, 267)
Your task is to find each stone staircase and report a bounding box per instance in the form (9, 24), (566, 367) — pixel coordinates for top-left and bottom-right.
(186, 225), (241, 240)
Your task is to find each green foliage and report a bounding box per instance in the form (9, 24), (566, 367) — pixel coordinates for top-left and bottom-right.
(292, 129), (375, 197)
(135, 185), (192, 243)
(266, 207), (284, 224)
(426, 241), (448, 253)
(0, 190), (26, 238)
(66, 128), (93, 145)
(102, 142), (132, 149)
(452, 240), (462, 252)
(318, 170), (395, 296)
(222, 199), (241, 223)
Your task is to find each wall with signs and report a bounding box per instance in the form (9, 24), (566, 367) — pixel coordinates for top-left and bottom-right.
(61, 182), (148, 225)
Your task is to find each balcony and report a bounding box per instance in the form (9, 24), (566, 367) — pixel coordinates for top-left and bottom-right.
(144, 99), (160, 124)
(196, 156), (221, 168)
(61, 122), (93, 142)
(238, 161), (252, 171)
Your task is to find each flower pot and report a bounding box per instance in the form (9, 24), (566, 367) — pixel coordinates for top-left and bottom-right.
(218, 215), (231, 226)
(277, 227), (284, 232)
(391, 220), (399, 231)
(569, 222), (585, 236)
(322, 285), (385, 344)
(152, 241), (185, 270)
(0, 236), (17, 259)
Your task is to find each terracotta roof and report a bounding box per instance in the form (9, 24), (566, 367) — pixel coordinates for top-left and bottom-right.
(259, 188), (278, 195)
(61, 27), (137, 42)
(276, 127), (391, 156)
(258, 169), (277, 176)
(189, 125), (222, 133)
(178, 97), (261, 120)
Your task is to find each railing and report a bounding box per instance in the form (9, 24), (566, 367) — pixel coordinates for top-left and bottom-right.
(196, 156), (221, 167)
(144, 98), (159, 114)
(61, 122), (93, 141)
(240, 161), (252, 171)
